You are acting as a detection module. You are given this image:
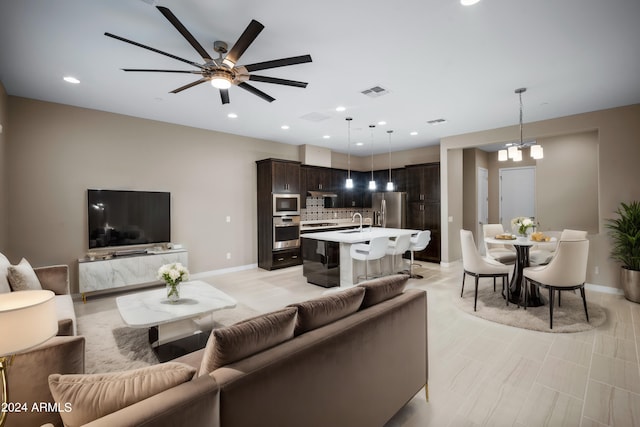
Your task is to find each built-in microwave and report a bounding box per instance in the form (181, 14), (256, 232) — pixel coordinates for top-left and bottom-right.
(273, 193), (300, 216)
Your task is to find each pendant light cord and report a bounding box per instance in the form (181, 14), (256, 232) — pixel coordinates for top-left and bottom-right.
(346, 117), (352, 180)
(387, 130), (393, 182)
(369, 125), (375, 181)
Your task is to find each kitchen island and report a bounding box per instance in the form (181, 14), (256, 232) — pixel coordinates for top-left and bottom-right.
(301, 227), (418, 287)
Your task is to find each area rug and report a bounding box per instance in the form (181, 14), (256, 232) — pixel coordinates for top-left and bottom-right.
(77, 303), (260, 373)
(456, 285), (606, 333)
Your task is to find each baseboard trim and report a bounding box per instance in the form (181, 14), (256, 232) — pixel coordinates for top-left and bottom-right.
(191, 263), (258, 279)
(585, 282), (624, 295)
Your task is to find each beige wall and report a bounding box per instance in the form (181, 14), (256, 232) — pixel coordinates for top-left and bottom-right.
(6, 97), (299, 292)
(0, 83), (7, 251)
(441, 104), (640, 290)
(331, 145), (439, 171)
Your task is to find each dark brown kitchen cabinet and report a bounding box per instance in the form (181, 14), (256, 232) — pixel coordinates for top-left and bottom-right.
(302, 165), (332, 192)
(256, 159), (302, 270)
(272, 160), (300, 194)
(406, 163), (441, 262)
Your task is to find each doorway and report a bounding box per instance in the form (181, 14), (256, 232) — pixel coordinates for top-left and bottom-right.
(477, 167), (489, 254)
(499, 166), (536, 232)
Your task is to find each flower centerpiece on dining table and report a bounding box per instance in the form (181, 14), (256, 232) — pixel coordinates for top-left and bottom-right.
(511, 216), (535, 238)
(158, 262), (189, 302)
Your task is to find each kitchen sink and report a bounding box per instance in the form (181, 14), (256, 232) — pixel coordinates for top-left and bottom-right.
(340, 229), (365, 234)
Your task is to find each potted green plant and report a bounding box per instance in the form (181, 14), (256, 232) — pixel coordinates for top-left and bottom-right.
(606, 201), (640, 303)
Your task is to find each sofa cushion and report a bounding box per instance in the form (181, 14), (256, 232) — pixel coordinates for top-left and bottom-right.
(8, 258), (43, 291)
(48, 362), (196, 427)
(199, 307), (297, 375)
(287, 286), (365, 336)
(357, 274), (409, 309)
(0, 253), (10, 294)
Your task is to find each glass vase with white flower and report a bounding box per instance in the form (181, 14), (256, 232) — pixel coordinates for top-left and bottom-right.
(158, 263), (189, 302)
(511, 217), (535, 238)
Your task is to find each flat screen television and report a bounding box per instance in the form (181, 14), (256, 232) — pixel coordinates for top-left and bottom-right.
(87, 189), (170, 249)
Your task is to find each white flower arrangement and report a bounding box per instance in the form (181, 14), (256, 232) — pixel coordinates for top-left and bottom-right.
(158, 263), (189, 287)
(511, 217), (535, 236)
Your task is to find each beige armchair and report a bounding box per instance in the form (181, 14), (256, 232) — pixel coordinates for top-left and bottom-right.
(523, 239), (590, 329)
(461, 230), (511, 311)
(483, 224), (516, 264)
(5, 336), (85, 427)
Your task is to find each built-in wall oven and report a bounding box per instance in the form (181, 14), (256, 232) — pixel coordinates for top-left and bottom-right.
(273, 215), (300, 250)
(273, 194), (300, 216)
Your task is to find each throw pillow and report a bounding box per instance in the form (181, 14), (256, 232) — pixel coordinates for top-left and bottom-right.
(287, 286), (365, 336)
(8, 258), (43, 291)
(0, 253), (11, 294)
(48, 362), (196, 427)
(357, 274), (409, 308)
(199, 307), (297, 375)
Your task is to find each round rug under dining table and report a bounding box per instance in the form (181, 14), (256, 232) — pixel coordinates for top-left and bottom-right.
(456, 285), (606, 333)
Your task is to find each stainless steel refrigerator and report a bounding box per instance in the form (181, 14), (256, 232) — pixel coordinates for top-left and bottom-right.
(372, 192), (407, 228)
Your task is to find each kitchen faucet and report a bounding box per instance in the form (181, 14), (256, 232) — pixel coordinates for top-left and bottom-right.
(352, 212), (363, 232)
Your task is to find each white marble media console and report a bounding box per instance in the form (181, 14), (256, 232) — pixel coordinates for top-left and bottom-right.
(79, 249), (188, 296)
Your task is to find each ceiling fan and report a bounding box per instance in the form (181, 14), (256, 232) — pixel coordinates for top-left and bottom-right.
(104, 6), (312, 104)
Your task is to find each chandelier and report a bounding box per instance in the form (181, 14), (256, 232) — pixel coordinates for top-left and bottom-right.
(498, 88), (543, 161)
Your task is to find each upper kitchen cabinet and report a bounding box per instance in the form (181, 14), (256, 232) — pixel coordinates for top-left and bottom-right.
(406, 163), (440, 203)
(270, 159), (301, 194)
(302, 165), (332, 192)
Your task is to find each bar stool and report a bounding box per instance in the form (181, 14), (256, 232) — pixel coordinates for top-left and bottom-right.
(407, 230), (431, 278)
(385, 234), (411, 275)
(350, 236), (388, 283)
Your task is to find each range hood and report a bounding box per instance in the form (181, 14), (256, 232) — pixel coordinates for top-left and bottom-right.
(308, 191), (338, 198)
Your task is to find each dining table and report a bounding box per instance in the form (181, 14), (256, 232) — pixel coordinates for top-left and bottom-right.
(484, 235), (557, 307)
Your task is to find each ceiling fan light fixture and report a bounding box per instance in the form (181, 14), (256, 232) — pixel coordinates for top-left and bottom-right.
(498, 149), (508, 161)
(221, 58), (235, 69)
(513, 149), (523, 162)
(507, 145), (519, 159)
(210, 68), (233, 89)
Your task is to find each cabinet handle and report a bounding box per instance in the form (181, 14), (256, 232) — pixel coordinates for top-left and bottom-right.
(277, 258), (285, 261)
(292, 255), (298, 259)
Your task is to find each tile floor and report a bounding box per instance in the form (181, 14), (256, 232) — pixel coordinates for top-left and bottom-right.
(76, 262), (640, 427)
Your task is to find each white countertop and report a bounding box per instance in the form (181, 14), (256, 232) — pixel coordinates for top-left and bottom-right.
(301, 227), (419, 244)
(300, 218), (372, 232)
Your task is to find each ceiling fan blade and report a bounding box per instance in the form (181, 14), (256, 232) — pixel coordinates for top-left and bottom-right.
(105, 32), (205, 70)
(238, 82), (275, 102)
(156, 6), (212, 61)
(223, 20), (264, 67)
(170, 77), (209, 94)
(249, 75), (308, 88)
(243, 55), (312, 72)
(220, 89), (230, 104)
(122, 69), (202, 74)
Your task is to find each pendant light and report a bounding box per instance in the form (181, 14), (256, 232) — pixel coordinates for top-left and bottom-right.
(498, 87), (543, 162)
(386, 130), (394, 191)
(368, 125), (376, 190)
(345, 117), (354, 189)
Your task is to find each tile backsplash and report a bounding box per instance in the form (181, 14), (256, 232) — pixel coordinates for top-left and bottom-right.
(301, 197), (373, 221)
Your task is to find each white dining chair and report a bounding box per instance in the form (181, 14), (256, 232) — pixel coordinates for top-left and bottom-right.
(385, 234), (411, 275)
(350, 236), (388, 283)
(530, 229), (586, 265)
(483, 223), (516, 264)
(460, 229), (511, 311)
(406, 230), (431, 278)
(523, 239), (590, 329)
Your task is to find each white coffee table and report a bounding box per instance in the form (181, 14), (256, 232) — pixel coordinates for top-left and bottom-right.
(116, 280), (237, 355)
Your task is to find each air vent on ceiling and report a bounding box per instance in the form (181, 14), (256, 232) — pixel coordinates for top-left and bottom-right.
(361, 85), (390, 98)
(300, 112), (331, 122)
(427, 118), (447, 125)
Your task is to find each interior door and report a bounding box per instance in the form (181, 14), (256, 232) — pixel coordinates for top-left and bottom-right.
(477, 167), (489, 253)
(499, 166), (536, 232)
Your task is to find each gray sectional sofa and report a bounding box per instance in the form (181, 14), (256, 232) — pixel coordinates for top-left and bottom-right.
(47, 274), (427, 427)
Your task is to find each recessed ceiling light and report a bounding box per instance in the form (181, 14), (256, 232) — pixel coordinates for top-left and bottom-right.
(227, 113), (238, 119)
(335, 106), (346, 112)
(281, 125), (290, 130)
(63, 76), (80, 84)
(460, 0), (481, 5)
(377, 121), (387, 126)
(410, 131), (418, 136)
(322, 135), (331, 139)
(356, 142), (364, 146)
